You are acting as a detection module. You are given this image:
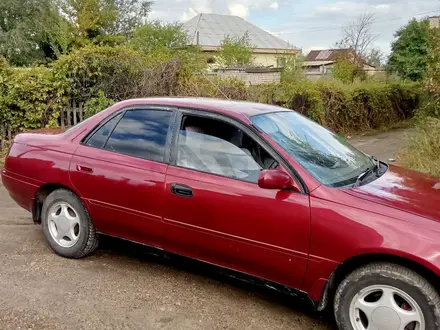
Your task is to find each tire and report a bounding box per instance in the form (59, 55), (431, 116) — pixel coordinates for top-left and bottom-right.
(41, 189), (99, 258)
(334, 263), (440, 330)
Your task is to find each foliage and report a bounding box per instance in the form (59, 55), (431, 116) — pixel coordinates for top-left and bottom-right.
(109, 0), (152, 35)
(60, 0), (119, 41)
(365, 48), (384, 68)
(85, 91), (115, 118)
(130, 21), (189, 55)
(398, 24), (440, 177)
(254, 81), (420, 133)
(52, 45), (186, 102)
(0, 64), (68, 131)
(280, 55), (306, 82)
(333, 58), (358, 83)
(399, 117), (440, 177)
(427, 26), (440, 94)
(179, 75), (249, 100)
(0, 0), (66, 65)
(388, 19), (430, 81)
(217, 32), (255, 67)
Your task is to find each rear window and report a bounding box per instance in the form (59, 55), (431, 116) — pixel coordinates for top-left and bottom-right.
(104, 110), (172, 162)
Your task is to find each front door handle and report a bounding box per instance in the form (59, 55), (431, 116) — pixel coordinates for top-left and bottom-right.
(77, 164), (94, 173)
(171, 183), (193, 197)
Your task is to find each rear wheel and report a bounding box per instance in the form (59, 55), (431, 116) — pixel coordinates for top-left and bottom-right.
(334, 263), (440, 330)
(41, 189), (99, 258)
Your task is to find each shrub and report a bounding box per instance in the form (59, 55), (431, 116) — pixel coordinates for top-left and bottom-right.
(0, 64), (67, 131)
(399, 117), (440, 177)
(52, 45), (152, 102)
(84, 91), (115, 118)
(253, 81), (420, 132)
(179, 75), (249, 100)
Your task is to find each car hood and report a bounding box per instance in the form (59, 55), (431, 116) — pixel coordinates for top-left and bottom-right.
(345, 165), (440, 221)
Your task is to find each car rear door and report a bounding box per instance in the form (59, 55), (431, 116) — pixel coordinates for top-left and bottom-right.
(162, 110), (311, 289)
(69, 107), (175, 246)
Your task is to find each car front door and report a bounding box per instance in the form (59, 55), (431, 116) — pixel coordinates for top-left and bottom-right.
(70, 107), (175, 246)
(162, 111), (311, 289)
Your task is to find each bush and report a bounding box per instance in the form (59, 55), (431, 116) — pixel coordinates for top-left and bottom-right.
(84, 91), (115, 118)
(179, 75), (249, 100)
(0, 64), (67, 131)
(0, 48), (423, 136)
(253, 81), (420, 132)
(399, 117), (440, 177)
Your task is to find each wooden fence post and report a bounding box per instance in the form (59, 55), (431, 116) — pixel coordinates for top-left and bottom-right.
(67, 101), (71, 127)
(60, 108), (65, 128)
(73, 101), (77, 125)
(79, 102), (83, 122)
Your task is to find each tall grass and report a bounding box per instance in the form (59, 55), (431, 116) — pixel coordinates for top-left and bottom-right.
(399, 117), (440, 177)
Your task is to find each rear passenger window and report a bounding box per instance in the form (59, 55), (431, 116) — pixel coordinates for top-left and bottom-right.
(105, 110), (172, 162)
(86, 113), (122, 148)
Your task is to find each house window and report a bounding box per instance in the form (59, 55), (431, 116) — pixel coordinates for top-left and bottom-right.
(276, 57), (287, 67)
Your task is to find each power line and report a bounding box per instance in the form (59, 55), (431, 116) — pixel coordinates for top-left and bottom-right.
(274, 9), (440, 35)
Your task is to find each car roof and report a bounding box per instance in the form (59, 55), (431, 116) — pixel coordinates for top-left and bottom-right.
(114, 97), (290, 120)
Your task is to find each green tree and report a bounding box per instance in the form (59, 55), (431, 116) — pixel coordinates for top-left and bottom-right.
(217, 32), (254, 67)
(60, 0), (118, 41)
(280, 54), (305, 82)
(388, 19), (430, 81)
(109, 0), (152, 35)
(333, 57), (357, 83)
(130, 21), (188, 54)
(0, 0), (66, 65)
(365, 48), (384, 68)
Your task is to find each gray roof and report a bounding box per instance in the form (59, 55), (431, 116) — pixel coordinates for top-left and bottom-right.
(183, 13), (294, 50)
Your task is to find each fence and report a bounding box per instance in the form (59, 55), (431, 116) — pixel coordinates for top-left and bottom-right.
(0, 100), (85, 152)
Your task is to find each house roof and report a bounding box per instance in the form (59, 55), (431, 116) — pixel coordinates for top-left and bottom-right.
(303, 60), (334, 67)
(183, 13), (297, 51)
(306, 49), (355, 62)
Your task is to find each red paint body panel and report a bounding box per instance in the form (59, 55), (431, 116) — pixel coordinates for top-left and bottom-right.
(163, 165), (310, 289)
(70, 145), (168, 246)
(2, 98), (440, 306)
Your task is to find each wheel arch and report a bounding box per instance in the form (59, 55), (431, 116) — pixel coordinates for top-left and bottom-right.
(32, 183), (84, 224)
(317, 253), (440, 312)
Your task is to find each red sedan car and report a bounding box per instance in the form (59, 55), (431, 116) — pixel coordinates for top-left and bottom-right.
(2, 98), (440, 330)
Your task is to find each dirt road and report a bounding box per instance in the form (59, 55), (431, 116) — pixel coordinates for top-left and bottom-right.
(0, 128), (412, 330)
(348, 128), (414, 163)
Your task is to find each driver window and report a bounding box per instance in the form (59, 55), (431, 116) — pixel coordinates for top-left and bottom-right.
(176, 115), (278, 183)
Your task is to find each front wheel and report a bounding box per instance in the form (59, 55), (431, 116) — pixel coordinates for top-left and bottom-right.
(334, 263), (440, 330)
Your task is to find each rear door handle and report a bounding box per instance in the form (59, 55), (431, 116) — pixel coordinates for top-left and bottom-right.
(171, 183), (193, 197)
(77, 164), (94, 173)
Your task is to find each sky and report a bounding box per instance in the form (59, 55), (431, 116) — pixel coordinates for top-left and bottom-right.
(149, 0), (440, 56)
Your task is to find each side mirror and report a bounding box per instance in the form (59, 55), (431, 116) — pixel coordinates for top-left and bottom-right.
(258, 169), (294, 190)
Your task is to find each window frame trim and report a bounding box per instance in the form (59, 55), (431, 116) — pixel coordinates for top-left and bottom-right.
(81, 105), (177, 164)
(170, 108), (308, 194)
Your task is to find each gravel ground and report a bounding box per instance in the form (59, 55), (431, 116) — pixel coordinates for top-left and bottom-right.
(0, 129), (413, 330)
(0, 183), (332, 330)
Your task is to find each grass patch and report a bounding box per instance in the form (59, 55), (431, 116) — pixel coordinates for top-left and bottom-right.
(398, 117), (440, 177)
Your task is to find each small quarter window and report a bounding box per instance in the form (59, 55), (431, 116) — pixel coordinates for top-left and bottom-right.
(86, 113), (122, 149)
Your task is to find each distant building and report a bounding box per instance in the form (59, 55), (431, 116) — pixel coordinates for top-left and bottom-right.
(183, 13), (300, 68)
(303, 49), (377, 80)
(429, 16), (440, 29)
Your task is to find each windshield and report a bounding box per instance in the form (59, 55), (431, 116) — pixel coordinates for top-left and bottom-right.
(251, 111), (373, 187)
